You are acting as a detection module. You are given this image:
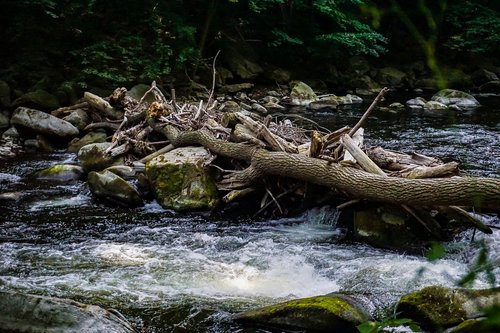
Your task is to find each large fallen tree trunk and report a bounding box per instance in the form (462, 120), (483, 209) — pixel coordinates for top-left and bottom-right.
(165, 128), (500, 210)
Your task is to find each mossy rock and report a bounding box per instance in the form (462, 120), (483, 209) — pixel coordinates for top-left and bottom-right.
(31, 164), (85, 182)
(445, 318), (497, 333)
(234, 295), (370, 333)
(289, 81), (318, 106)
(431, 89), (480, 108)
(68, 132), (107, 153)
(146, 146), (218, 211)
(12, 89), (60, 110)
(88, 170), (143, 207)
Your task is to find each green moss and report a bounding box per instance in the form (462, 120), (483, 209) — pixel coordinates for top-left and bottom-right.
(234, 296), (369, 333)
(397, 286), (467, 330)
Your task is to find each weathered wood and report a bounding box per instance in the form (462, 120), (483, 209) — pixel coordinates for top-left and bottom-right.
(51, 102), (89, 117)
(396, 162), (459, 179)
(341, 130), (366, 165)
(164, 128), (500, 210)
(309, 130), (324, 158)
(84, 92), (123, 120)
(348, 87), (389, 137)
(367, 147), (442, 171)
(83, 122), (120, 131)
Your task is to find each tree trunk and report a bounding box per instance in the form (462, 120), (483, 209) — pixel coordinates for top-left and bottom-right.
(166, 127), (500, 211)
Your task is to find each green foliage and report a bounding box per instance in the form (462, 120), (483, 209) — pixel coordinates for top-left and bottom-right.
(357, 317), (422, 333)
(458, 240), (496, 288)
(425, 241), (445, 261)
(445, 1), (500, 55)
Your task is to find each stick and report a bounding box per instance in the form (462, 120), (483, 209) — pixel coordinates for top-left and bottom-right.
(348, 87), (389, 137)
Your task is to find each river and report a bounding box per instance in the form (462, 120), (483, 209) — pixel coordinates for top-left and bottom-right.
(0, 94), (499, 332)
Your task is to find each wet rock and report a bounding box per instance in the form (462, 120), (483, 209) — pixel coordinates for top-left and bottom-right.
(471, 69), (498, 86)
(263, 101), (285, 112)
(353, 204), (418, 249)
(376, 67), (407, 86)
(479, 80), (500, 94)
(0, 80), (11, 107)
(11, 107), (79, 138)
(397, 286), (500, 331)
(31, 164), (85, 182)
(1, 126), (19, 140)
(262, 95), (280, 104)
(445, 318), (497, 333)
(78, 142), (124, 172)
(308, 97), (339, 112)
(406, 97), (426, 108)
(333, 94), (363, 105)
(24, 135), (55, 152)
(146, 146), (218, 211)
(219, 83), (254, 94)
(12, 89), (60, 110)
(68, 131), (107, 153)
(424, 100), (448, 111)
(63, 109), (90, 131)
(289, 81), (318, 106)
(0, 291), (135, 333)
(234, 295), (370, 333)
(431, 89), (480, 109)
(239, 102), (252, 111)
(88, 169), (144, 207)
(389, 102), (405, 110)
(0, 191), (22, 201)
(0, 112), (9, 129)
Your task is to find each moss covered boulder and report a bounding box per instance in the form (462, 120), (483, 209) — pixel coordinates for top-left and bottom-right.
(289, 81), (318, 106)
(88, 170), (143, 207)
(397, 286), (500, 331)
(233, 295), (370, 333)
(146, 146), (218, 211)
(431, 89), (480, 109)
(31, 164), (85, 182)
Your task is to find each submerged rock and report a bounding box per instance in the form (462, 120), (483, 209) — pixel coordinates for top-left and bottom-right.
(31, 164), (85, 182)
(0, 291), (136, 333)
(431, 89), (480, 109)
(397, 286), (500, 331)
(146, 146), (218, 211)
(88, 169), (144, 207)
(11, 107), (79, 138)
(234, 295), (370, 333)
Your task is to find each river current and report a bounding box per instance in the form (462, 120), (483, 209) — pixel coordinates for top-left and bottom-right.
(0, 94), (499, 332)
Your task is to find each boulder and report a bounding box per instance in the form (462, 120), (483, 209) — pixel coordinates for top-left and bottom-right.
(219, 83), (254, 94)
(0, 112), (9, 129)
(351, 75), (382, 95)
(353, 204), (418, 249)
(11, 107), (79, 138)
(333, 94), (363, 105)
(0, 80), (11, 107)
(376, 67), (407, 86)
(127, 84), (156, 104)
(88, 169), (144, 207)
(2, 126), (19, 140)
(265, 67), (291, 84)
(146, 146), (218, 211)
(397, 286), (500, 331)
(77, 142), (124, 172)
(308, 96), (339, 112)
(67, 131), (107, 153)
(289, 81), (318, 106)
(251, 103), (268, 114)
(221, 101), (240, 112)
(471, 69), (498, 86)
(445, 318), (497, 333)
(216, 66), (234, 85)
(479, 80), (500, 94)
(63, 109), (90, 131)
(12, 89), (60, 110)
(431, 89), (480, 109)
(0, 291), (135, 333)
(234, 295), (370, 333)
(31, 164), (85, 182)
(424, 100), (448, 111)
(406, 97), (427, 108)
(225, 48), (263, 80)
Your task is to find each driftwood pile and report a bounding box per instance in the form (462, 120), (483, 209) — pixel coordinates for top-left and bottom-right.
(51, 83), (500, 235)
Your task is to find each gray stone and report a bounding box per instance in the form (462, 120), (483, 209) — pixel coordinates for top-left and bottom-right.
(479, 80), (500, 93)
(262, 96), (280, 104)
(334, 94), (363, 105)
(406, 97), (427, 108)
(12, 89), (60, 110)
(88, 170), (144, 207)
(146, 146), (219, 211)
(31, 164), (85, 182)
(389, 102), (405, 109)
(424, 101), (448, 110)
(1, 127), (19, 140)
(78, 142), (124, 172)
(127, 84), (156, 104)
(471, 69), (498, 86)
(0, 112), (9, 129)
(431, 89), (480, 108)
(0, 291), (135, 333)
(11, 107), (79, 138)
(263, 101), (285, 112)
(376, 67), (407, 86)
(289, 81), (318, 106)
(251, 103), (268, 114)
(308, 96), (339, 111)
(67, 131), (107, 153)
(63, 109), (90, 131)
(221, 101), (240, 112)
(219, 83), (254, 94)
(0, 80), (11, 107)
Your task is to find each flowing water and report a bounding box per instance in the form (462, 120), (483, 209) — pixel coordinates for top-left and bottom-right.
(0, 94), (499, 332)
